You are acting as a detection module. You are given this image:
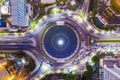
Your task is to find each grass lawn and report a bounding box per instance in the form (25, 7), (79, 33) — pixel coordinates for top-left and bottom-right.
(96, 40), (120, 42)
(0, 0), (4, 5)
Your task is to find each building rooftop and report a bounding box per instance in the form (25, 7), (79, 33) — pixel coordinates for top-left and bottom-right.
(111, 0), (120, 14)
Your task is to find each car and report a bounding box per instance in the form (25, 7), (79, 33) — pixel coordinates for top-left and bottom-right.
(105, 56), (112, 59)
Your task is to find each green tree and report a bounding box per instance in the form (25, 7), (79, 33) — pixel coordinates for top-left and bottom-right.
(92, 55), (99, 63)
(82, 64), (93, 80)
(0, 0), (4, 5)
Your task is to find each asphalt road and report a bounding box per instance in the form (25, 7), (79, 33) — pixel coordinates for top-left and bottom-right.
(0, 0), (120, 79)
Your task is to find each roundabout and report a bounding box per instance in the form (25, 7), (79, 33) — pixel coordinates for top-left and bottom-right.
(0, 0), (120, 80)
(40, 20), (81, 63)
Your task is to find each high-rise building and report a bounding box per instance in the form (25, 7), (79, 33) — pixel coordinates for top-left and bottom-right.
(11, 0), (31, 27)
(100, 58), (120, 80)
(0, 61), (11, 80)
(0, 65), (10, 80)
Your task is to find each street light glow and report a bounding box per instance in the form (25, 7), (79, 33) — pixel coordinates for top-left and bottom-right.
(94, 29), (99, 34)
(87, 25), (92, 30)
(57, 39), (64, 46)
(41, 63), (51, 72)
(51, 7), (60, 14)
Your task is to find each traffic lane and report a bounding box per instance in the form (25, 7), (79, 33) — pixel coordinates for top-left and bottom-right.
(0, 44), (34, 50)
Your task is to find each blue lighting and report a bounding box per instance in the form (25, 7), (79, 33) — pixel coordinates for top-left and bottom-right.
(0, 19), (2, 26)
(93, 43), (98, 48)
(0, 19), (6, 27)
(17, 61), (23, 66)
(44, 25), (78, 58)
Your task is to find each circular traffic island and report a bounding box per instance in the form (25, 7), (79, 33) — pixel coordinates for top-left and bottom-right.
(40, 21), (81, 64)
(44, 25), (77, 58)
